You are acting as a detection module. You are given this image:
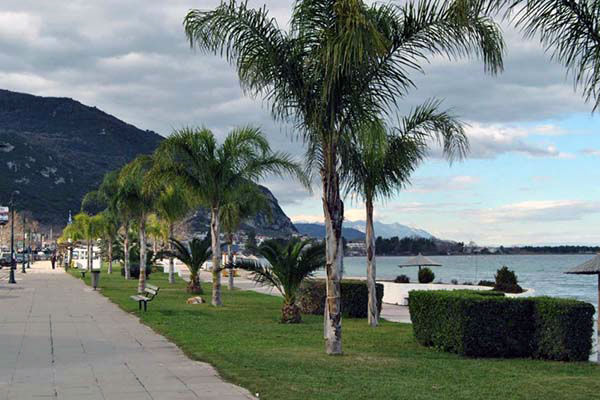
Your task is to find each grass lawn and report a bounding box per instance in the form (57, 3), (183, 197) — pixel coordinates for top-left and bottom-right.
(71, 265), (600, 400)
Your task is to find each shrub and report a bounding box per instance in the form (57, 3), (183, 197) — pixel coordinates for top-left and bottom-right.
(409, 290), (593, 361)
(394, 274), (410, 283)
(531, 297), (594, 361)
(494, 266), (523, 293)
(418, 267), (435, 283)
(451, 279), (458, 285)
(478, 280), (495, 287)
(298, 280), (384, 318)
(121, 264), (152, 279)
(462, 281), (473, 286)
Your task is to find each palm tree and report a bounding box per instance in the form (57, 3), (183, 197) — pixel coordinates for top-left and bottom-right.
(118, 155), (160, 293)
(168, 237), (211, 294)
(495, 1), (600, 110)
(342, 105), (467, 327)
(95, 210), (120, 273)
(233, 238), (325, 323)
(58, 221), (84, 267)
(184, 0), (504, 354)
(83, 170), (122, 274)
(152, 126), (305, 307)
(72, 213), (102, 271)
(154, 185), (192, 284)
(220, 184), (270, 290)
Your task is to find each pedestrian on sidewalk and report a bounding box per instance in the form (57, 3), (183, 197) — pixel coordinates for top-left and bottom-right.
(51, 252), (56, 269)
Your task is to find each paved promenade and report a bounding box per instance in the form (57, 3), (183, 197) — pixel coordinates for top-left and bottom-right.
(0, 262), (253, 400)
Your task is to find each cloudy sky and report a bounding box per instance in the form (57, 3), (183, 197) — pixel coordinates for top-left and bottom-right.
(2, 0), (600, 246)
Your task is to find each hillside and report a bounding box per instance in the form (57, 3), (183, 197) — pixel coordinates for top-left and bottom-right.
(0, 89), (297, 236)
(0, 89), (163, 226)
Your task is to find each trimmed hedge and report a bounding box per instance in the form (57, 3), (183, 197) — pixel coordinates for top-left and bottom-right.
(121, 264), (152, 279)
(298, 280), (384, 318)
(409, 290), (594, 361)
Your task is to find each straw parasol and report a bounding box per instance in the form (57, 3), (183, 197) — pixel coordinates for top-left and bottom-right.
(398, 253), (442, 272)
(565, 254), (600, 337)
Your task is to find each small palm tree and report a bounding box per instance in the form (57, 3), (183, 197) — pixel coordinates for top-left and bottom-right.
(220, 183), (271, 290)
(168, 237), (211, 294)
(233, 239), (325, 324)
(118, 156), (160, 293)
(154, 184), (192, 284)
(343, 105), (467, 327)
(153, 126), (306, 307)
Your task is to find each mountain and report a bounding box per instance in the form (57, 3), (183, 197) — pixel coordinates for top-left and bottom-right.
(344, 220), (434, 239)
(183, 185), (297, 237)
(0, 89), (163, 226)
(294, 223), (365, 240)
(295, 221), (433, 240)
(0, 89), (297, 236)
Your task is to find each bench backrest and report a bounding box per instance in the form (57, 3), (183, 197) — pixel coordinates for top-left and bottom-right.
(144, 285), (160, 299)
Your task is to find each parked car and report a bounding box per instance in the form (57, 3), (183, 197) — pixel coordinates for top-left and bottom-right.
(0, 252), (11, 267)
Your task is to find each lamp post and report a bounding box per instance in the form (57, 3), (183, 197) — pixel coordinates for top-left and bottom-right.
(21, 215), (26, 273)
(8, 190), (19, 284)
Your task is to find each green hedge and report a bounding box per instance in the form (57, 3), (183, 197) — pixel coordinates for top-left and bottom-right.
(531, 297), (595, 361)
(298, 280), (384, 318)
(409, 290), (594, 361)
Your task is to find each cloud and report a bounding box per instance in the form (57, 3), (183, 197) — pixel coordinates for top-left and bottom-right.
(470, 200), (600, 224)
(407, 175), (480, 193)
(581, 148), (600, 157)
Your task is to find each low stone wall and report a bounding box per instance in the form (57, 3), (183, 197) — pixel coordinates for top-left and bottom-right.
(380, 282), (533, 305)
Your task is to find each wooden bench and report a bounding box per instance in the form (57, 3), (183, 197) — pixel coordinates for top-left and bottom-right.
(130, 284), (160, 312)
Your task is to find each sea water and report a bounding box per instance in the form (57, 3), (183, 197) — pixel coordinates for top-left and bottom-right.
(319, 254), (598, 307)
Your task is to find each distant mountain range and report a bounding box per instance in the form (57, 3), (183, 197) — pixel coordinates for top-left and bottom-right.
(0, 89), (296, 236)
(295, 221), (433, 240)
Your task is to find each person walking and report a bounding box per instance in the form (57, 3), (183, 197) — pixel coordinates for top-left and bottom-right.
(51, 252), (56, 270)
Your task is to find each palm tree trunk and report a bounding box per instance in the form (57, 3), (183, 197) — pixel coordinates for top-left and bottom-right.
(124, 221), (131, 280)
(322, 164), (344, 355)
(138, 216), (147, 293)
(108, 240), (113, 274)
(210, 207), (222, 306)
(168, 223), (175, 284)
(228, 234), (234, 290)
(365, 197), (378, 327)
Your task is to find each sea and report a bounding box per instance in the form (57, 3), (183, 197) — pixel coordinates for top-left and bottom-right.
(319, 254), (598, 308)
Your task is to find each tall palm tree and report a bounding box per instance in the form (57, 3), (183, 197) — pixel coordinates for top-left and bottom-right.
(168, 237), (211, 293)
(118, 155), (160, 293)
(154, 184), (192, 284)
(233, 238), (325, 323)
(342, 105), (467, 327)
(184, 0), (504, 354)
(152, 126), (305, 307)
(220, 183), (270, 290)
(495, 1), (600, 110)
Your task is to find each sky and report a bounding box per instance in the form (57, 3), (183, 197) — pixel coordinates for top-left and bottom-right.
(1, 0), (600, 246)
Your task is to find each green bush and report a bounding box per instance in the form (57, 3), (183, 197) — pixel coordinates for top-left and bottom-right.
(478, 280), (495, 287)
(418, 267), (435, 283)
(409, 290), (593, 361)
(298, 280), (384, 318)
(394, 274), (410, 283)
(494, 266), (523, 293)
(531, 297), (594, 361)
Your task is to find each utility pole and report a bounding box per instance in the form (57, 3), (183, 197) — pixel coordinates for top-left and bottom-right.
(21, 215), (26, 273)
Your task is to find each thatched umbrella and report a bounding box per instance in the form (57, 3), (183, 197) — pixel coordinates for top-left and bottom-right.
(565, 254), (600, 349)
(398, 253), (442, 272)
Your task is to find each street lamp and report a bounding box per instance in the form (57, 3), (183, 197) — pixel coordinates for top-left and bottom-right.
(8, 190), (19, 284)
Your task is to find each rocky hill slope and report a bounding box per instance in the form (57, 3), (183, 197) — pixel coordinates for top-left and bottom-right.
(0, 89), (297, 236)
